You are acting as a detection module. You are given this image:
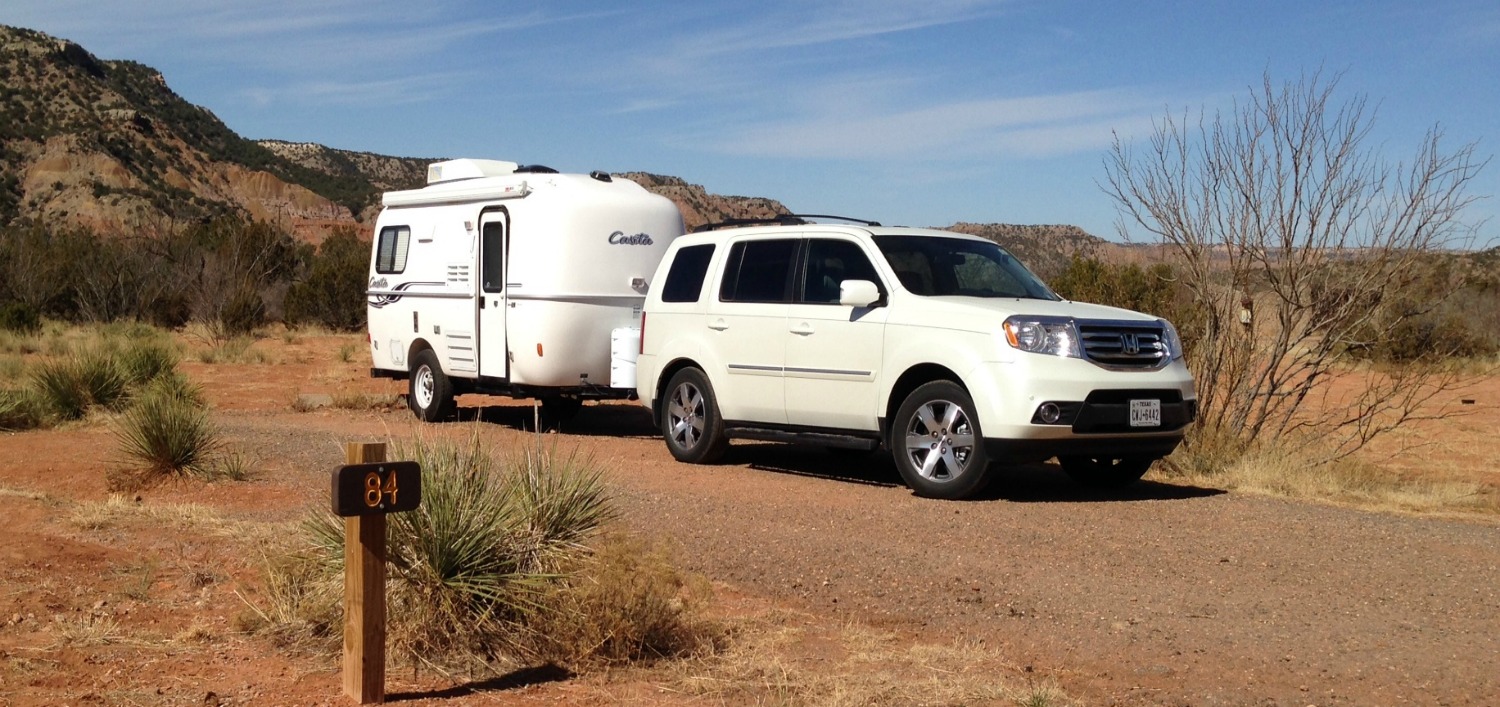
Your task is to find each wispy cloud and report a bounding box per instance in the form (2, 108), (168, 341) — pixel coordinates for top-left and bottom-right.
(240, 72), (472, 108)
(697, 89), (1165, 160)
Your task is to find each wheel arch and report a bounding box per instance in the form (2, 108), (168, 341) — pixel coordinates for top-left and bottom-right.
(884, 363), (967, 434)
(407, 338), (435, 373)
(652, 356), (706, 428)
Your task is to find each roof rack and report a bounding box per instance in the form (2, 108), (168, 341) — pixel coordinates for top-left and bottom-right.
(691, 213), (881, 233)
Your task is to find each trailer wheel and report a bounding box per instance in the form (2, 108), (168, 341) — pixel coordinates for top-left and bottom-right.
(408, 350), (454, 422)
(661, 368), (728, 463)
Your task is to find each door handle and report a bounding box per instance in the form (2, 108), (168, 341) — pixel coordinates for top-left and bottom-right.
(791, 322), (814, 335)
(708, 318), (729, 331)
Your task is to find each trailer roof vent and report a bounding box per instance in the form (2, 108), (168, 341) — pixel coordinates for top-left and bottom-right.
(427, 159), (519, 184)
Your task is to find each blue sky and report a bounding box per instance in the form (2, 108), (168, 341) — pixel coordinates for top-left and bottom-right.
(5, 0), (1498, 245)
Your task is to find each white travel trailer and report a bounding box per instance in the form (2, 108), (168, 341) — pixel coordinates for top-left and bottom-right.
(366, 159), (685, 422)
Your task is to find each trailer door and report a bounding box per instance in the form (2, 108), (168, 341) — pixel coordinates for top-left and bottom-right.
(477, 209), (509, 380)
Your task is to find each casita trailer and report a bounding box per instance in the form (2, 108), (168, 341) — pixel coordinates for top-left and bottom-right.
(367, 159), (685, 422)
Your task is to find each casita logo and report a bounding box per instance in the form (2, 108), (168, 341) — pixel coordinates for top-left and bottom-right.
(369, 276), (389, 289)
(609, 231), (654, 246)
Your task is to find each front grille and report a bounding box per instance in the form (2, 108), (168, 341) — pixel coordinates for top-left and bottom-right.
(1079, 322), (1167, 369)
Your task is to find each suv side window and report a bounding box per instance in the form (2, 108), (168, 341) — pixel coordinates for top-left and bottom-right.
(799, 239), (881, 304)
(660, 244), (716, 303)
(720, 239), (797, 303)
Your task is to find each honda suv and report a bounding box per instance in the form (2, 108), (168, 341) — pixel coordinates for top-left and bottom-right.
(635, 217), (1196, 499)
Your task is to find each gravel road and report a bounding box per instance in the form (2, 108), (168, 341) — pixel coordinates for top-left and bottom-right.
(530, 403), (1500, 706)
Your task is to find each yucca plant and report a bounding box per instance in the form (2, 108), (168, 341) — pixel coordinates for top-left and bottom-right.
(0, 388), (44, 431)
(302, 432), (616, 665)
(116, 339), (179, 387)
(30, 358), (92, 420)
(113, 376), (220, 482)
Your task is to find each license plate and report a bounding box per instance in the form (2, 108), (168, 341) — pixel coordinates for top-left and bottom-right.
(1129, 399), (1161, 428)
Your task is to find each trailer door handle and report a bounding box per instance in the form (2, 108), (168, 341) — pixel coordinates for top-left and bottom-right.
(790, 322), (814, 335)
(708, 318), (729, 331)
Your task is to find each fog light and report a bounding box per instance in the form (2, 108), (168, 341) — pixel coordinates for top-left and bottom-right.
(1038, 402), (1062, 424)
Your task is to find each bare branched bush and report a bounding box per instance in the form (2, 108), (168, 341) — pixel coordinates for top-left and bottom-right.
(1105, 71), (1490, 463)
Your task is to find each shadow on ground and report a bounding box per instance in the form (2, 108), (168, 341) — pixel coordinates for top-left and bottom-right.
(457, 400), (659, 438)
(387, 664), (572, 702)
(729, 443), (1225, 503)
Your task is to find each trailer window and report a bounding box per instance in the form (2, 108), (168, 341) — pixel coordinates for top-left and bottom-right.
(720, 239), (796, 303)
(661, 244), (715, 303)
(481, 221), (505, 293)
(375, 226), (411, 274)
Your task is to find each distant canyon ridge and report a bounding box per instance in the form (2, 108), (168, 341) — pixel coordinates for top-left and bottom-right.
(0, 24), (1106, 275)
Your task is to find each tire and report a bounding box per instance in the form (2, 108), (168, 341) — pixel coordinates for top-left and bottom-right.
(408, 349), (454, 422)
(538, 396), (583, 429)
(1059, 455), (1154, 489)
(660, 368), (728, 464)
(889, 381), (992, 499)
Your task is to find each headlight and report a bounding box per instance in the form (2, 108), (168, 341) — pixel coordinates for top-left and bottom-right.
(1002, 316), (1080, 358)
(1159, 318), (1184, 360)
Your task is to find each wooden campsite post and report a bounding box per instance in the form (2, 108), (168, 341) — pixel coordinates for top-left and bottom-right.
(332, 442), (422, 704)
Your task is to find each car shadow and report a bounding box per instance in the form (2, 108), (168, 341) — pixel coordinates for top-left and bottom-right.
(457, 401), (660, 438)
(386, 663), (571, 701)
(728, 444), (1225, 502)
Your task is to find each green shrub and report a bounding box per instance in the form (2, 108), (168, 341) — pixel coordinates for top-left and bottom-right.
(111, 376), (220, 485)
(0, 301), (40, 333)
(284, 228), (369, 331)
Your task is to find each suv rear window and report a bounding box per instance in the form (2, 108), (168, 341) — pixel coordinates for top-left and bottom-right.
(660, 244), (716, 303)
(720, 239), (797, 303)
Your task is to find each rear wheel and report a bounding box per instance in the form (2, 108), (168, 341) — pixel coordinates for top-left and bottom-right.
(1059, 455), (1154, 489)
(889, 381), (991, 499)
(661, 368), (728, 464)
(408, 349), (454, 422)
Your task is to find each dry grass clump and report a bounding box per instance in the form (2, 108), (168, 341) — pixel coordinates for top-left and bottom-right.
(665, 611), (1064, 706)
(197, 335), (274, 364)
(1162, 436), (1496, 517)
(527, 534), (720, 667)
(248, 432), (716, 676)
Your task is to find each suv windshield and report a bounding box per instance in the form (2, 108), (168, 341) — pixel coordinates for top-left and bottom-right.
(873, 235), (1059, 300)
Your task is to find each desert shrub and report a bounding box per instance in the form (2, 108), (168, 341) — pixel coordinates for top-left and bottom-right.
(0, 301), (40, 333)
(111, 376), (220, 485)
(258, 434), (710, 672)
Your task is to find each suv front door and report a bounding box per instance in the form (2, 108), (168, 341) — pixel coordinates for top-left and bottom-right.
(784, 237), (887, 431)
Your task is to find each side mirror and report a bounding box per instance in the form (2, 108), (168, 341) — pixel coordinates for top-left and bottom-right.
(839, 279), (882, 308)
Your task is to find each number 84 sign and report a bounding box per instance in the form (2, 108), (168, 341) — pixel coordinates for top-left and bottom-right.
(331, 461), (422, 516)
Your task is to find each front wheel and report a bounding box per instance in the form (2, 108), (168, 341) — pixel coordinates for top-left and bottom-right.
(1059, 455), (1154, 489)
(408, 349), (454, 422)
(889, 381), (991, 499)
(661, 368), (728, 464)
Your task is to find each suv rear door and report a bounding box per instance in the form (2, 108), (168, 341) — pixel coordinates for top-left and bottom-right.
(711, 237), (797, 424)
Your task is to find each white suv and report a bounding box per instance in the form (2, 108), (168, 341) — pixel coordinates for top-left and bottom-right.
(635, 219), (1196, 499)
